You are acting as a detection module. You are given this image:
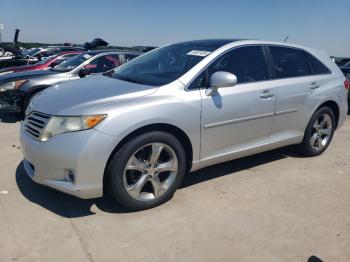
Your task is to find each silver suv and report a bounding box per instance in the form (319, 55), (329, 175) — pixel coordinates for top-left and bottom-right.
(20, 39), (348, 210)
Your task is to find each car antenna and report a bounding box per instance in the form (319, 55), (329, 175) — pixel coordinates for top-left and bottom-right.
(283, 35), (289, 42)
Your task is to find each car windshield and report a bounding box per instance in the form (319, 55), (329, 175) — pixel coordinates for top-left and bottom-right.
(111, 42), (223, 86)
(21, 48), (41, 57)
(34, 55), (57, 65)
(53, 53), (91, 72)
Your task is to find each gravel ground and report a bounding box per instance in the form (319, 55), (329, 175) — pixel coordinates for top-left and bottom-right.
(0, 114), (349, 262)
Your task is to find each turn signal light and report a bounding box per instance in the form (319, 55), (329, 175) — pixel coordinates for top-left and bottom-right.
(84, 115), (106, 129)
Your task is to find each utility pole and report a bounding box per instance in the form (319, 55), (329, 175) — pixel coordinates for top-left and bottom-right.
(0, 24), (3, 42)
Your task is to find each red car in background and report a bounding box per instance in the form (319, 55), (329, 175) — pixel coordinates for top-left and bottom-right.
(0, 51), (82, 75)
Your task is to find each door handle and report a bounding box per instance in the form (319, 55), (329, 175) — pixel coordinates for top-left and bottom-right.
(260, 90), (275, 99)
(309, 82), (320, 90)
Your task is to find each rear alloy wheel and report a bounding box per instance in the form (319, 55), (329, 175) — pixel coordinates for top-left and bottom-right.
(106, 131), (186, 211)
(299, 107), (335, 156)
(309, 113), (332, 152)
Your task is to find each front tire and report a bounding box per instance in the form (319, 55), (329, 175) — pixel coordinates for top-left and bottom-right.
(299, 106), (335, 157)
(106, 131), (187, 211)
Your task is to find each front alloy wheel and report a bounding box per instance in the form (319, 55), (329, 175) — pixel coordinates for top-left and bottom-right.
(124, 143), (178, 201)
(106, 131), (186, 211)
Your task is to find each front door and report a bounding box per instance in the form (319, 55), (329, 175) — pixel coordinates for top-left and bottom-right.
(198, 46), (276, 166)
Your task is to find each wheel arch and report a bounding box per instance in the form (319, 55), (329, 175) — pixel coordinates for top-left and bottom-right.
(103, 123), (194, 189)
(316, 100), (340, 128)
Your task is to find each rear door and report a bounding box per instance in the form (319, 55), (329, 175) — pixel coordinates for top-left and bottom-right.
(267, 46), (329, 142)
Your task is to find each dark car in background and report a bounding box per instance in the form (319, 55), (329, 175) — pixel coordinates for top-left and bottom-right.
(339, 61), (350, 78)
(132, 46), (157, 52)
(0, 51), (82, 75)
(0, 50), (142, 113)
(0, 46), (85, 69)
(332, 57), (350, 67)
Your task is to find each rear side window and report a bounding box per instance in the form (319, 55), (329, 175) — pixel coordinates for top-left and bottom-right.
(84, 55), (121, 73)
(270, 46), (309, 79)
(305, 52), (331, 75)
(208, 46), (269, 84)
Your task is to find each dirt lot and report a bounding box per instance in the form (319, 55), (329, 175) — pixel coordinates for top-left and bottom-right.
(0, 114), (349, 262)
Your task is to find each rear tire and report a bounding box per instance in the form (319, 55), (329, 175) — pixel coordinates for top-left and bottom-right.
(299, 106), (335, 157)
(106, 131), (187, 211)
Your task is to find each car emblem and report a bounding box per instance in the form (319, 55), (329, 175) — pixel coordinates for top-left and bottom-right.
(25, 103), (33, 116)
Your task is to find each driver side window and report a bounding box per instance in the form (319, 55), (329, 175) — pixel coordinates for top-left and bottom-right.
(208, 46), (269, 84)
(188, 46), (269, 90)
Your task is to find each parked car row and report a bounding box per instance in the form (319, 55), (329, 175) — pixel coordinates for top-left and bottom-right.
(0, 39), (348, 211)
(0, 49), (142, 113)
(0, 51), (83, 75)
(0, 46), (86, 69)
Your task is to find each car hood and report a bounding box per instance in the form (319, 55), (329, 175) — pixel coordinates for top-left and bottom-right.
(0, 65), (40, 73)
(30, 75), (158, 115)
(0, 69), (58, 83)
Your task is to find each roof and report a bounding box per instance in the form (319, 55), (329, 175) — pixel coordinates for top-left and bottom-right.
(167, 39), (244, 51)
(180, 39), (243, 46)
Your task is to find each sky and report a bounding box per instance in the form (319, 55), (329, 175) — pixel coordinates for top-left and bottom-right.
(0, 0), (349, 56)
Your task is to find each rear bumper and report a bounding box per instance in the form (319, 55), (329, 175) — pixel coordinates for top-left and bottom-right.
(0, 90), (26, 113)
(338, 90), (348, 129)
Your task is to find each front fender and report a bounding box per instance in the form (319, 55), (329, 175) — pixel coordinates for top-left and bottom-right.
(94, 87), (202, 167)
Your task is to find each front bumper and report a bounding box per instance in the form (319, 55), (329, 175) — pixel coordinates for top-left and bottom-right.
(20, 124), (117, 199)
(0, 90), (26, 113)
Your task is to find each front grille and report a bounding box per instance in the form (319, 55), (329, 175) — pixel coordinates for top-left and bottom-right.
(24, 112), (51, 140)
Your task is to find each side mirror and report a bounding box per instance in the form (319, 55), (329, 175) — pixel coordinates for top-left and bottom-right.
(206, 71), (237, 96)
(78, 67), (90, 78)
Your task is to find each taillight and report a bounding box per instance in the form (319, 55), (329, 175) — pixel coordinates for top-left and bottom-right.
(344, 79), (350, 90)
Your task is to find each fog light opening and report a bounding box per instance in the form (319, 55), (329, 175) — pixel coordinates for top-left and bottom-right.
(64, 169), (75, 183)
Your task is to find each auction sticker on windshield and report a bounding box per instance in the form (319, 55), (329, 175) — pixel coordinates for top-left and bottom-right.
(187, 50), (211, 57)
(83, 54), (92, 59)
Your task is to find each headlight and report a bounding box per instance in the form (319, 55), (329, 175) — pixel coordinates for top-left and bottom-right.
(0, 80), (28, 92)
(40, 114), (107, 141)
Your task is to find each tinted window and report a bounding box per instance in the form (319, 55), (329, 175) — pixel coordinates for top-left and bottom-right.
(124, 54), (139, 62)
(270, 46), (309, 78)
(60, 53), (79, 60)
(50, 54), (78, 67)
(305, 52), (331, 75)
(188, 46), (269, 89)
(209, 46), (269, 84)
(188, 71), (206, 90)
(85, 55), (121, 73)
(22, 48), (41, 57)
(53, 53), (91, 72)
